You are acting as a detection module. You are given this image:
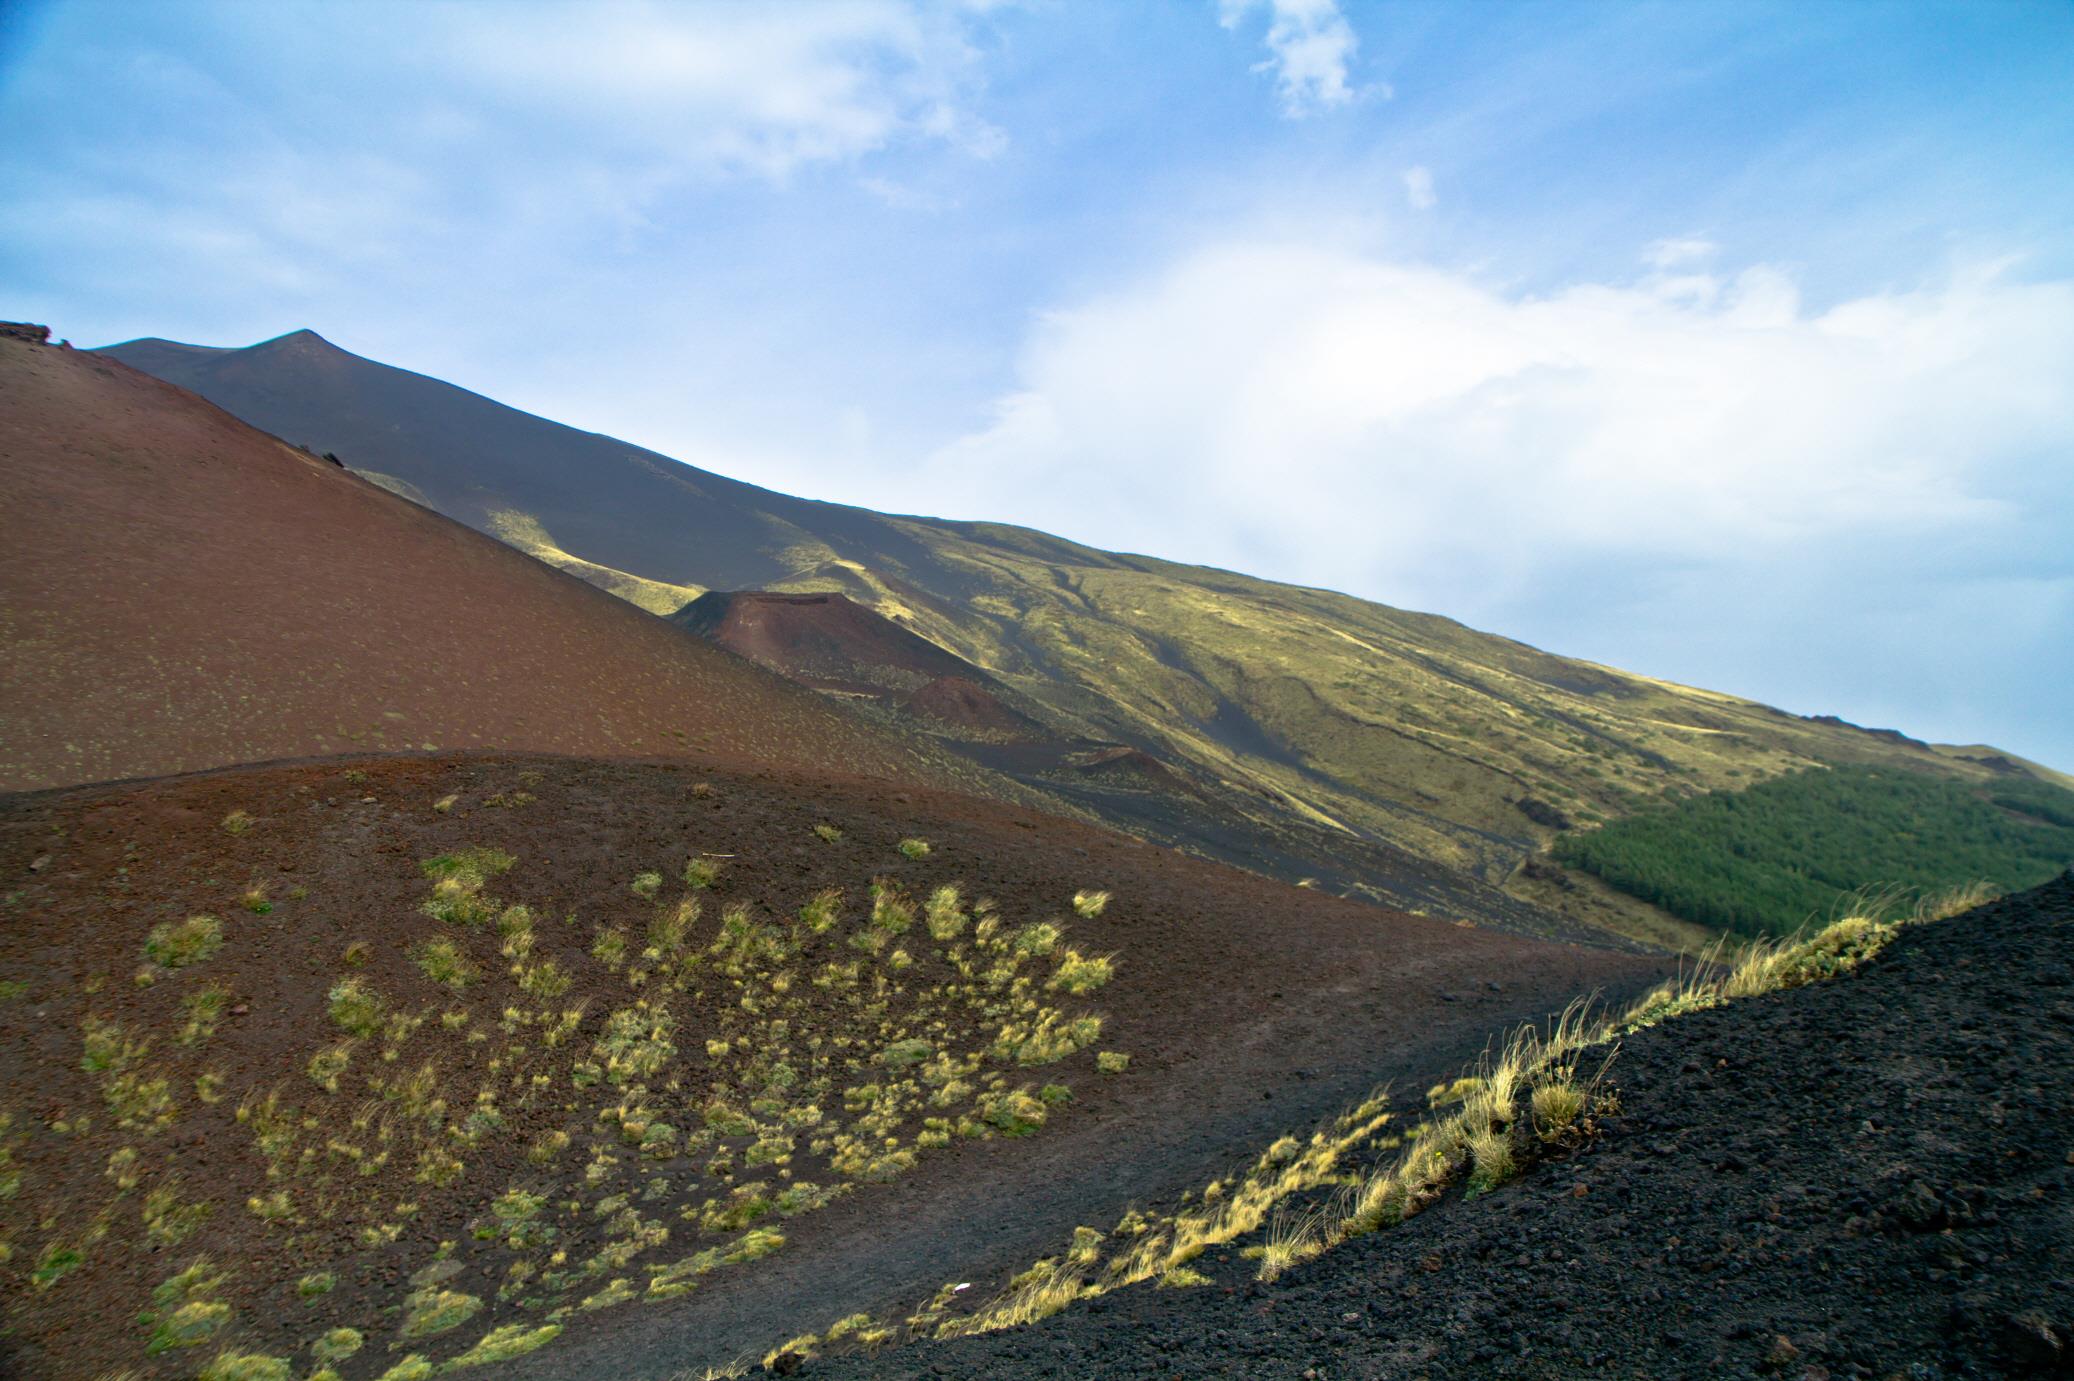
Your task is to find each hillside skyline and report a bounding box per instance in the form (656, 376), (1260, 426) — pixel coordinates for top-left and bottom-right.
(5, 0), (2072, 765)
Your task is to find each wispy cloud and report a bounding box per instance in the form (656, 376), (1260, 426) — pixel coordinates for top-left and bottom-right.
(0, 0), (1006, 310)
(428, 0), (1004, 178)
(1645, 236), (1717, 269)
(1219, 0), (1362, 117)
(1402, 165), (1435, 210)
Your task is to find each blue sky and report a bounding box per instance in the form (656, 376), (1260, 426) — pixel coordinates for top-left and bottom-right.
(4, 0), (2072, 768)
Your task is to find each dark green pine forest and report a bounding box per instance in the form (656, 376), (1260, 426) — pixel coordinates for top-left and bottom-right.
(1555, 765), (2074, 937)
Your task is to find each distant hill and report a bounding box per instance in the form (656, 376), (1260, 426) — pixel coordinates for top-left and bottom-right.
(0, 333), (991, 797)
(101, 329), (2061, 944)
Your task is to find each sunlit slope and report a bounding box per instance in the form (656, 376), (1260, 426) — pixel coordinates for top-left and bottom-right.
(102, 331), (2052, 915)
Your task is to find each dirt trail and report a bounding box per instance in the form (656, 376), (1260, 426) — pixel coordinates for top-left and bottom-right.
(502, 945), (1655, 1379)
(815, 875), (2074, 1380)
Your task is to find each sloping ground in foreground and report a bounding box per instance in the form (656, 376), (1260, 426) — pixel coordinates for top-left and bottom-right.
(0, 337), (971, 795)
(815, 875), (2074, 1380)
(0, 753), (1660, 1381)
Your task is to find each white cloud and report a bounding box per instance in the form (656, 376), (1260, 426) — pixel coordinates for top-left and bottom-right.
(1402, 165), (1435, 211)
(1219, 0), (1361, 116)
(923, 241), (2074, 750)
(0, 0), (1009, 325)
(429, 0), (1005, 178)
(1645, 235), (1717, 269)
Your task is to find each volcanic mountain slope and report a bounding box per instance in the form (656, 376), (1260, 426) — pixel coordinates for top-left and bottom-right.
(673, 589), (1593, 941)
(102, 330), (2067, 943)
(0, 751), (1661, 1381)
(0, 334), (993, 798)
(811, 876), (2074, 1380)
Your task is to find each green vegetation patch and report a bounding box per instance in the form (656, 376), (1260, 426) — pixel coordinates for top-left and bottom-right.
(1554, 765), (2074, 936)
(145, 914), (224, 968)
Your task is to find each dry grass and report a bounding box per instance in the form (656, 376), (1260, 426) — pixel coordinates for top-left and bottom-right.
(913, 881), (1997, 1347)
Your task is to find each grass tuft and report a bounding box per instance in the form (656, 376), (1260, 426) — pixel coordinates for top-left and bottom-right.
(145, 915), (223, 969)
(412, 938), (475, 989)
(327, 977), (385, 1035)
(1048, 950), (1113, 995)
(196, 1351), (290, 1381)
(400, 1287), (481, 1339)
(446, 1323), (563, 1368)
(309, 1327), (363, 1363)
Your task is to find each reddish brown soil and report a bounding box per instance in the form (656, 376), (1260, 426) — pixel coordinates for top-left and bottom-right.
(1065, 746), (1203, 797)
(0, 340), (971, 795)
(0, 752), (1664, 1380)
(899, 675), (1038, 737)
(674, 592), (1043, 741)
(674, 593), (975, 694)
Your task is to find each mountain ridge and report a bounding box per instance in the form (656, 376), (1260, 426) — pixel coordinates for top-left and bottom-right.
(0, 332), (1015, 803)
(98, 329), (2062, 944)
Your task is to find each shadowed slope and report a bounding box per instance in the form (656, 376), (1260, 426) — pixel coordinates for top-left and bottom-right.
(0, 337), (977, 794)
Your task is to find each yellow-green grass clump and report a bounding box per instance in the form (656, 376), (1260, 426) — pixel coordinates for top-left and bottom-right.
(146, 914), (224, 969)
(3, 835), (1128, 1379)
(412, 937), (474, 988)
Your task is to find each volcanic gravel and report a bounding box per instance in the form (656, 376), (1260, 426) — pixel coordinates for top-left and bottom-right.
(0, 752), (1659, 1381)
(813, 874), (2074, 1380)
